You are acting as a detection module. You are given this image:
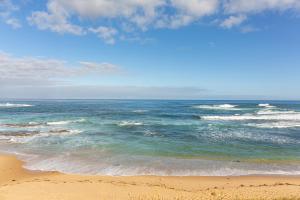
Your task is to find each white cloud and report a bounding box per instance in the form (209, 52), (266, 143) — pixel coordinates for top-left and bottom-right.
(220, 15), (247, 28)
(0, 51), (120, 86)
(5, 17), (21, 28)
(89, 26), (118, 44)
(156, 0), (219, 28)
(224, 0), (300, 14)
(27, 0), (84, 35)
(0, 0), (22, 28)
(23, 0), (300, 42)
(28, 0), (220, 35)
(171, 0), (219, 17)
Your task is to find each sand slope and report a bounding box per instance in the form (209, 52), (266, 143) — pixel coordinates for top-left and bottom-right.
(0, 154), (300, 200)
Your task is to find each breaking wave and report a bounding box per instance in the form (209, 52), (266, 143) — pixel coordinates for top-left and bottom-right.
(202, 113), (300, 121)
(0, 103), (33, 108)
(193, 104), (239, 110)
(46, 119), (86, 125)
(132, 110), (148, 113)
(258, 103), (276, 108)
(247, 122), (300, 129)
(0, 129), (81, 144)
(201, 107), (300, 129)
(117, 121), (144, 127)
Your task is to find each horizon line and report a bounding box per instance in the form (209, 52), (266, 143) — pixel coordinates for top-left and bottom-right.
(0, 98), (299, 101)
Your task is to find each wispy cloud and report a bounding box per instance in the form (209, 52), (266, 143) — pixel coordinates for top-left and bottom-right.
(0, 0), (21, 28)
(89, 26), (118, 44)
(240, 25), (260, 33)
(220, 15), (247, 29)
(27, 0), (84, 35)
(223, 0), (300, 14)
(0, 51), (120, 86)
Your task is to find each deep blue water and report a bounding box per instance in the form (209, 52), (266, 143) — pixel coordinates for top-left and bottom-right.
(0, 100), (299, 176)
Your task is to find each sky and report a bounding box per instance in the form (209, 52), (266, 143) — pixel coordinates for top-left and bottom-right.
(0, 0), (300, 100)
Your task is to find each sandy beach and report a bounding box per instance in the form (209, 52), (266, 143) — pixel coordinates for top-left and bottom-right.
(0, 154), (299, 200)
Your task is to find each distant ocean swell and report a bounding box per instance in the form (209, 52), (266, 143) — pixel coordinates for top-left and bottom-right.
(0, 100), (300, 176)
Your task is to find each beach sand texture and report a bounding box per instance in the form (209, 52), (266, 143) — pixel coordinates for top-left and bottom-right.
(0, 154), (300, 200)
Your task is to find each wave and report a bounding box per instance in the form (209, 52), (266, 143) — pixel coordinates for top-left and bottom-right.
(248, 122), (300, 129)
(0, 119), (86, 129)
(18, 154), (300, 176)
(2, 122), (44, 128)
(144, 130), (159, 136)
(132, 110), (148, 113)
(0, 103), (33, 108)
(117, 121), (143, 127)
(42, 129), (82, 136)
(47, 119), (85, 125)
(0, 129), (81, 143)
(202, 113), (300, 121)
(193, 104), (239, 110)
(258, 103), (276, 108)
(256, 110), (296, 115)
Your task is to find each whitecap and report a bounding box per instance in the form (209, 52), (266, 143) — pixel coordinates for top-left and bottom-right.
(117, 121), (143, 127)
(47, 119), (85, 125)
(193, 104), (239, 110)
(0, 129), (81, 144)
(144, 130), (159, 136)
(40, 129), (82, 137)
(132, 110), (148, 113)
(247, 121), (300, 129)
(256, 109), (296, 115)
(201, 113), (300, 121)
(258, 103), (276, 108)
(0, 103), (33, 108)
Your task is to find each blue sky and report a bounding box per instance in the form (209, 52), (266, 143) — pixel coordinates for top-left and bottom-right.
(0, 0), (300, 99)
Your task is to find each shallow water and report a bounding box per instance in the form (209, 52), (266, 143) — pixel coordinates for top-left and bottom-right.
(0, 100), (299, 176)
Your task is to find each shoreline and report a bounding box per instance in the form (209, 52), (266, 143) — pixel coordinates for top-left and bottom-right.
(0, 154), (300, 199)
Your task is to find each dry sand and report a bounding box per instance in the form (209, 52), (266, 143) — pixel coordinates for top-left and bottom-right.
(0, 154), (300, 200)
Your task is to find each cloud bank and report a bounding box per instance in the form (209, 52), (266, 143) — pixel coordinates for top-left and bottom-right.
(0, 51), (208, 99)
(0, 51), (120, 86)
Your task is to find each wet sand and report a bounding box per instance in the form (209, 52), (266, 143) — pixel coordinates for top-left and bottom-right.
(0, 154), (300, 200)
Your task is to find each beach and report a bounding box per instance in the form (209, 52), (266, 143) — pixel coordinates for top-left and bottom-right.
(1, 100), (300, 199)
(0, 153), (300, 200)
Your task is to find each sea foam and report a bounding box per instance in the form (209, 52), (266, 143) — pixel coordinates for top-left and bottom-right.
(0, 103), (33, 108)
(258, 103), (276, 108)
(194, 104), (238, 110)
(202, 113), (300, 121)
(202, 107), (300, 122)
(46, 119), (86, 125)
(117, 121), (143, 127)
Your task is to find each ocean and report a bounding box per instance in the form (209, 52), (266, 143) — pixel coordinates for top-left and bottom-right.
(0, 100), (299, 176)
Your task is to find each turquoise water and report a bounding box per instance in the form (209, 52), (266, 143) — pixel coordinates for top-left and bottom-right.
(0, 100), (300, 176)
